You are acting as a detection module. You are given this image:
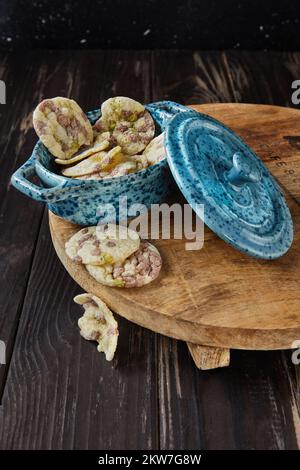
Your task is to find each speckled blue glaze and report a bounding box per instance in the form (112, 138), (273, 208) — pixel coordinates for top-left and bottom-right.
(11, 101), (293, 258)
(146, 101), (189, 129)
(165, 110), (293, 259)
(11, 106), (177, 226)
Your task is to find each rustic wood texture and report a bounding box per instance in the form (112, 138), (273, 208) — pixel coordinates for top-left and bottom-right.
(187, 343), (230, 370)
(0, 50), (82, 398)
(0, 50), (158, 450)
(0, 50), (300, 450)
(49, 103), (300, 351)
(152, 49), (300, 451)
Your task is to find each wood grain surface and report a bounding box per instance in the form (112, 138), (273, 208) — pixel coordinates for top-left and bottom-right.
(187, 343), (230, 370)
(49, 103), (300, 351)
(0, 50), (300, 450)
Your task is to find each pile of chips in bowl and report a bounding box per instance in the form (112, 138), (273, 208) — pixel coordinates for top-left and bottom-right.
(33, 96), (166, 180)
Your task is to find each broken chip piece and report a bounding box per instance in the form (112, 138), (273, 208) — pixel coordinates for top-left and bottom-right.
(74, 293), (119, 361)
(143, 133), (166, 165)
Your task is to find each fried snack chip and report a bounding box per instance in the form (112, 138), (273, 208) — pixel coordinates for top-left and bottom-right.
(33, 97), (93, 159)
(86, 241), (162, 288)
(74, 293), (118, 361)
(130, 153), (149, 171)
(94, 97), (155, 155)
(65, 224), (140, 266)
(143, 133), (166, 165)
(61, 146), (123, 177)
(75, 160), (137, 180)
(99, 96), (145, 128)
(55, 132), (111, 165)
(105, 160), (137, 178)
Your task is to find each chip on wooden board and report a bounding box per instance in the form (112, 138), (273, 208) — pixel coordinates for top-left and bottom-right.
(86, 240), (162, 288)
(65, 224), (140, 266)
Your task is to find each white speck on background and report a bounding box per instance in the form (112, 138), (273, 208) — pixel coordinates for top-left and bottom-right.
(80, 38), (87, 44)
(143, 29), (151, 36)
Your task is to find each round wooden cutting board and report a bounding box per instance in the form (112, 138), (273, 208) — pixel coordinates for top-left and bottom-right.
(49, 103), (300, 353)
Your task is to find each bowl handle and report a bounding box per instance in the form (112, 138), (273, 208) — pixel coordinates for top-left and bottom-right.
(11, 158), (65, 203)
(146, 101), (189, 129)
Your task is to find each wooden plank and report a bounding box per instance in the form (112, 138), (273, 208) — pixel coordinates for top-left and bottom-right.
(2, 49), (300, 450)
(152, 49), (300, 450)
(151, 50), (238, 105)
(0, 214), (158, 450)
(158, 337), (236, 449)
(281, 351), (300, 448)
(159, 343), (300, 450)
(223, 51), (300, 448)
(0, 50), (158, 450)
(187, 344), (230, 370)
(0, 50), (80, 398)
(222, 51), (300, 108)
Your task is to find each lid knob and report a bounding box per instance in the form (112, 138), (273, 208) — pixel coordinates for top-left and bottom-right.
(226, 152), (261, 187)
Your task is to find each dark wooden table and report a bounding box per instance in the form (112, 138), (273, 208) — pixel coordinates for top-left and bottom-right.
(0, 49), (300, 450)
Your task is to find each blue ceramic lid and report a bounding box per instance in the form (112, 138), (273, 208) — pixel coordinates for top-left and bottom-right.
(146, 101), (189, 130)
(165, 110), (293, 259)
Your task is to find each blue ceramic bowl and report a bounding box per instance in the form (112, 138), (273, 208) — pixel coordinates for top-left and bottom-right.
(11, 102), (184, 225)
